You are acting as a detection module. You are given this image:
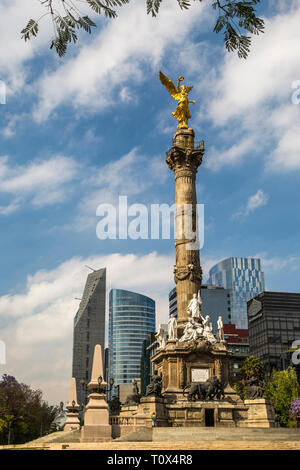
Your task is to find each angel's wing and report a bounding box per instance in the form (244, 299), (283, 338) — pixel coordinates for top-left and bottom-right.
(159, 71), (180, 99)
(185, 85), (193, 94)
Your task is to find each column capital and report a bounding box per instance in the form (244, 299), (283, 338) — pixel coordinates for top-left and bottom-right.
(166, 143), (204, 173)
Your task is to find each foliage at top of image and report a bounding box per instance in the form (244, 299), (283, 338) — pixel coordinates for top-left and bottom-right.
(21, 0), (264, 58)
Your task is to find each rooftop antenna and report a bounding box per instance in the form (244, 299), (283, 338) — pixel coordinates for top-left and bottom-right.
(85, 265), (97, 272)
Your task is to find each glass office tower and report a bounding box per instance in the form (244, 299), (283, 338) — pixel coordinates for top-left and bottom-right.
(72, 268), (106, 406)
(208, 257), (265, 329)
(108, 289), (155, 395)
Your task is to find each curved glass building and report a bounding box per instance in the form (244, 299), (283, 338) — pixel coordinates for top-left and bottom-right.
(108, 289), (155, 394)
(208, 257), (265, 329)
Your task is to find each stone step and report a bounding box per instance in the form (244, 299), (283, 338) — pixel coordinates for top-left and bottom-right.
(27, 430), (81, 444)
(116, 426), (300, 442)
(115, 427), (152, 442)
(153, 427), (300, 441)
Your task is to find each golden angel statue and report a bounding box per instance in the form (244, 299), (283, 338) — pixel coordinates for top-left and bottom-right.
(159, 71), (195, 128)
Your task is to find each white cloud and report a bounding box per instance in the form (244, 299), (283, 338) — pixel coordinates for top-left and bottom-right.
(208, 6), (300, 123)
(266, 127), (300, 172)
(33, 0), (210, 121)
(205, 136), (255, 171)
(257, 253), (300, 274)
(246, 189), (269, 214)
(0, 252), (173, 404)
(73, 148), (168, 230)
(0, 154), (79, 211)
(232, 189), (269, 220)
(203, 3), (300, 173)
(0, 198), (21, 215)
(0, 0), (51, 95)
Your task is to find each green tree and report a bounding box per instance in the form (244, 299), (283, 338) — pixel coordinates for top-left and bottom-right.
(22, 1), (264, 58)
(0, 374), (60, 445)
(264, 367), (299, 428)
(230, 355), (264, 400)
(240, 355), (265, 382)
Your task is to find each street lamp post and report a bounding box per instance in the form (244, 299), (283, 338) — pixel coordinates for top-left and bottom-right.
(7, 416), (23, 445)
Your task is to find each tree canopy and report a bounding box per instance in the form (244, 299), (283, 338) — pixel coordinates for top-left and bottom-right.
(22, 1), (264, 58)
(240, 355), (265, 382)
(0, 374), (60, 445)
(264, 367), (299, 427)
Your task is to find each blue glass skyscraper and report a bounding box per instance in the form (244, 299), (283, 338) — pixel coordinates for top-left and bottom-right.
(208, 257), (265, 329)
(108, 289), (155, 393)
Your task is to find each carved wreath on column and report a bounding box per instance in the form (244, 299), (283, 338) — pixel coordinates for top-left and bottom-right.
(174, 264), (202, 283)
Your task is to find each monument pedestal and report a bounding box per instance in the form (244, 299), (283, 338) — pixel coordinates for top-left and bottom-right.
(138, 396), (168, 427)
(242, 398), (275, 428)
(64, 411), (80, 432)
(81, 344), (112, 442)
(152, 338), (240, 401)
(64, 377), (81, 432)
(81, 392), (112, 442)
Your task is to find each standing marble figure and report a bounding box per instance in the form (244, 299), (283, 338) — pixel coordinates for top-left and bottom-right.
(168, 314), (177, 340)
(155, 324), (167, 348)
(217, 316), (225, 342)
(187, 291), (202, 321)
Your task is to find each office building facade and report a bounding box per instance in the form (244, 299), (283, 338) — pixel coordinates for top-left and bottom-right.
(72, 268), (106, 406)
(223, 324), (249, 381)
(169, 285), (231, 330)
(248, 291), (300, 375)
(208, 257), (265, 329)
(108, 289), (155, 397)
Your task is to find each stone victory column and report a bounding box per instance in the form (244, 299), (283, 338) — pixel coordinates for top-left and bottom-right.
(148, 73), (240, 414)
(160, 71), (204, 337)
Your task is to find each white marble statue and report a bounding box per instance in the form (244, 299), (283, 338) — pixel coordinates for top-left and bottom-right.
(168, 314), (177, 340)
(178, 317), (198, 342)
(217, 316), (225, 342)
(187, 291), (203, 321)
(155, 324), (167, 348)
(203, 315), (217, 343)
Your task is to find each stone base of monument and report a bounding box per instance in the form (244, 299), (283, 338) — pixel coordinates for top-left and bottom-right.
(241, 398), (275, 428)
(119, 397), (168, 428)
(164, 400), (248, 428)
(81, 424), (112, 442)
(117, 396), (275, 429)
(80, 393), (112, 442)
(117, 339), (275, 429)
(64, 412), (81, 432)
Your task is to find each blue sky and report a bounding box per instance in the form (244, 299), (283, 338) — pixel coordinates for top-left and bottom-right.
(0, 0), (300, 403)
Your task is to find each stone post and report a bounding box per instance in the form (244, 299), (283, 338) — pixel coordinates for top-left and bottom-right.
(81, 344), (112, 442)
(64, 377), (80, 432)
(166, 127), (204, 336)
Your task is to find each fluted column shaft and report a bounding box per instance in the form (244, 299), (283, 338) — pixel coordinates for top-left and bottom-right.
(166, 127), (204, 335)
